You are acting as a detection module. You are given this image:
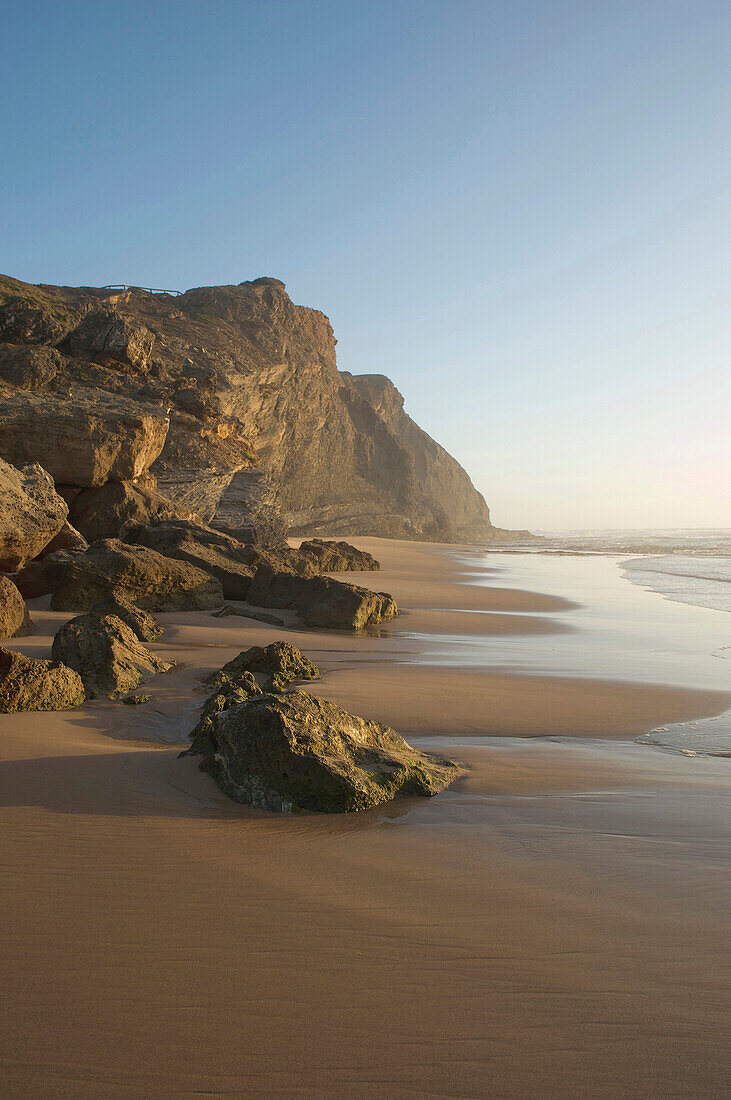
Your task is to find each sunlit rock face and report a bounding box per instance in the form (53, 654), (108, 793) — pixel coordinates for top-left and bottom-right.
(0, 272), (495, 541)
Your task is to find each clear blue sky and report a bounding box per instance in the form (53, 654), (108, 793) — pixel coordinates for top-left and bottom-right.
(2, 0), (729, 529)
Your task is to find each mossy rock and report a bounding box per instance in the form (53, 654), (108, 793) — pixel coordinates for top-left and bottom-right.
(181, 690), (462, 814)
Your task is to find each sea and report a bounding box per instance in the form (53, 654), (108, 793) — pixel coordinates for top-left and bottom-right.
(462, 529), (731, 757)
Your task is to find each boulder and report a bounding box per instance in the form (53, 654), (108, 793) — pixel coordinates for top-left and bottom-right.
(0, 344), (63, 389)
(89, 596), (162, 642)
(247, 565), (397, 630)
(298, 539), (380, 572)
(52, 612), (173, 699)
(0, 458), (68, 570)
(189, 670), (263, 745)
(66, 307), (155, 372)
(0, 388), (169, 488)
(69, 479), (193, 542)
(122, 519), (315, 601)
(182, 690), (461, 813)
(0, 646), (85, 712)
(0, 576), (33, 639)
(206, 641), (319, 691)
(0, 297), (71, 345)
(11, 550), (77, 600)
(49, 538), (223, 612)
(38, 520), (88, 557)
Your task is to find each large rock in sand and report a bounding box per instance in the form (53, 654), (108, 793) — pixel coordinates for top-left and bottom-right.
(206, 641), (319, 691)
(0, 388), (169, 488)
(0, 576), (33, 639)
(0, 646), (85, 712)
(247, 565), (397, 630)
(88, 596), (162, 642)
(182, 690), (461, 813)
(122, 519), (315, 601)
(49, 538), (223, 612)
(0, 457), (69, 570)
(52, 612), (173, 699)
(298, 539), (380, 572)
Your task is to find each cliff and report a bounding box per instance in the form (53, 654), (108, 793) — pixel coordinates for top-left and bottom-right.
(0, 273), (498, 541)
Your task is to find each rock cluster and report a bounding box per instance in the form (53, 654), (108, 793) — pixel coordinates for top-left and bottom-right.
(183, 689), (461, 813)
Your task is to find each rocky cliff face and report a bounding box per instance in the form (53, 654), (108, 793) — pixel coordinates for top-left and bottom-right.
(0, 273), (496, 541)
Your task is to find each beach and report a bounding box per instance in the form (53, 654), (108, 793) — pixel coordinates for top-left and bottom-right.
(1, 538), (729, 1097)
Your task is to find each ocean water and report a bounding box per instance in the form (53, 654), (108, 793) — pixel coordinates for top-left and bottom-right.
(409, 532), (731, 757)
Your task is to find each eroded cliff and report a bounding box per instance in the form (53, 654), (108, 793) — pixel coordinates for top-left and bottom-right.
(0, 273), (497, 541)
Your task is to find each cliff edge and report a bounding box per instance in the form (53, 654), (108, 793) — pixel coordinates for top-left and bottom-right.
(0, 274), (504, 541)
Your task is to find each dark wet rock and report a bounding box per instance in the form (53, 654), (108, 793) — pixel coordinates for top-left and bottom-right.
(69, 478), (194, 542)
(0, 388), (169, 488)
(0, 344), (64, 389)
(52, 611), (173, 699)
(0, 575), (33, 639)
(0, 646), (85, 712)
(182, 690), (462, 813)
(38, 520), (88, 557)
(247, 565), (397, 630)
(49, 538), (223, 612)
(0, 458), (69, 570)
(122, 693), (150, 705)
(66, 306), (155, 372)
(206, 641), (319, 692)
(89, 596), (162, 642)
(298, 538), (380, 572)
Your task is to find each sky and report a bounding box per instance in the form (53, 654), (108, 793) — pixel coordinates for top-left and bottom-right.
(1, 0), (729, 529)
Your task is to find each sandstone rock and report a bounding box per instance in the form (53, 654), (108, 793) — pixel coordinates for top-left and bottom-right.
(11, 550), (77, 600)
(49, 539), (223, 612)
(0, 646), (85, 712)
(89, 596), (162, 642)
(66, 306), (155, 372)
(0, 344), (63, 389)
(212, 605), (285, 626)
(0, 273), (499, 542)
(0, 458), (69, 570)
(182, 690), (461, 813)
(0, 297), (71, 345)
(247, 565), (397, 630)
(0, 388), (169, 488)
(189, 671), (263, 745)
(0, 576), (33, 639)
(122, 519), (314, 601)
(69, 479), (193, 542)
(52, 612), (173, 699)
(39, 520), (88, 557)
(298, 538), (380, 572)
(206, 641), (319, 692)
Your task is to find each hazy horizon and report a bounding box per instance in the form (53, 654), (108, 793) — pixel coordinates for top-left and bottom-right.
(2, 0), (729, 529)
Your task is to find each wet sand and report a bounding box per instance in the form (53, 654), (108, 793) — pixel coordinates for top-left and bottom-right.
(1, 538), (729, 1097)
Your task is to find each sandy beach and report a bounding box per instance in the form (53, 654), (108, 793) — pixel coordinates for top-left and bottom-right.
(1, 538), (729, 1098)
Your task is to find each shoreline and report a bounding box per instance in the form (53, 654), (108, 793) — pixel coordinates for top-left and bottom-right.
(1, 536), (729, 1097)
